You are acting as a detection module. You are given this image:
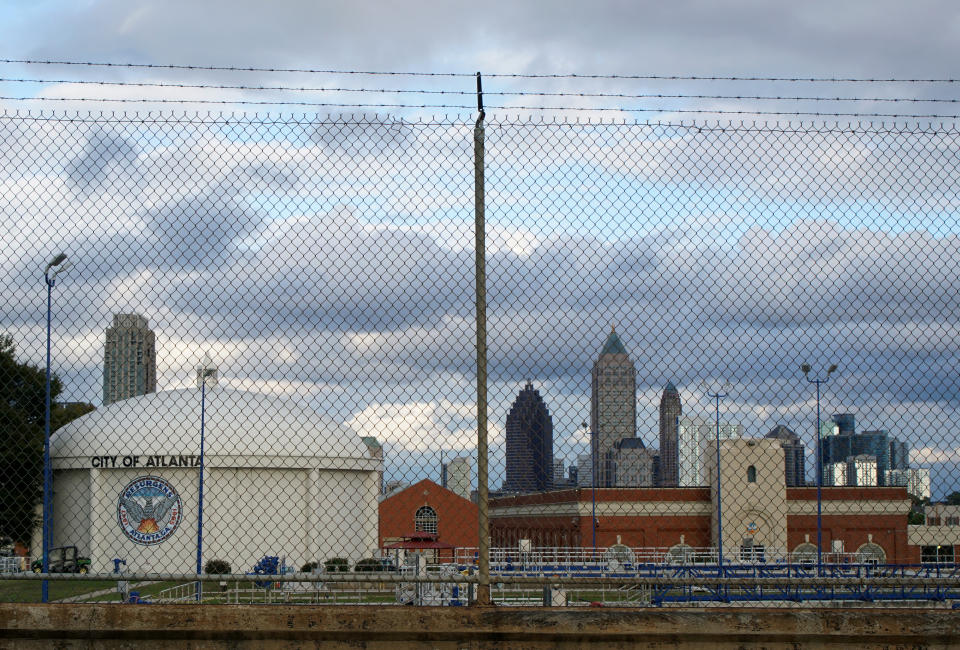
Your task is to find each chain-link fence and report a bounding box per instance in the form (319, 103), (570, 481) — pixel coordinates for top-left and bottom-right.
(2, 111), (959, 605)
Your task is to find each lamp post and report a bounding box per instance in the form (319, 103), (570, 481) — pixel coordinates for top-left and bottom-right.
(42, 253), (69, 604)
(801, 362), (837, 577)
(196, 354), (215, 602)
(702, 380), (731, 569)
(583, 422), (597, 554)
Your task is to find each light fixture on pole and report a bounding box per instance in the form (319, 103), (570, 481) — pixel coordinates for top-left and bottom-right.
(582, 421), (597, 553)
(701, 379), (732, 569)
(196, 353), (217, 602)
(42, 253), (70, 604)
(801, 362), (837, 578)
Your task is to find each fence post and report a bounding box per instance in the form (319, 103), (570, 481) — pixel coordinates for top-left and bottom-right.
(473, 72), (491, 606)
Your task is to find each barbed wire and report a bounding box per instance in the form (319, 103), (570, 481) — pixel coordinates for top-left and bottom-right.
(2, 111), (954, 135)
(3, 95), (959, 120)
(2, 58), (958, 84)
(1, 77), (957, 105)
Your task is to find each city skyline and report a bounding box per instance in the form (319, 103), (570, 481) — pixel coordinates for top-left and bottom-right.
(82, 310), (951, 500)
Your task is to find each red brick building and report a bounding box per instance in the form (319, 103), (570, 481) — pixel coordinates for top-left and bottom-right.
(490, 486), (914, 562)
(379, 479), (479, 550)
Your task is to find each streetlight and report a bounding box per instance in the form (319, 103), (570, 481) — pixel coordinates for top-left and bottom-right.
(42, 253), (70, 604)
(701, 380), (731, 569)
(582, 421), (597, 554)
(801, 362), (837, 577)
(196, 353), (216, 602)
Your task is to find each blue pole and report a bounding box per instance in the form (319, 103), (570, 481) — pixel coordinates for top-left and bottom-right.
(196, 377), (206, 601)
(815, 379), (823, 578)
(41, 274), (53, 603)
(713, 393), (723, 569)
(803, 363), (835, 582)
(591, 430), (597, 551)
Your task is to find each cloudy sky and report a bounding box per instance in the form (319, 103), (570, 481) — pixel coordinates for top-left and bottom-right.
(2, 1), (960, 497)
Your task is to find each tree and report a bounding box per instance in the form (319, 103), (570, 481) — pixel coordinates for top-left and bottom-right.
(945, 491), (960, 506)
(0, 335), (92, 546)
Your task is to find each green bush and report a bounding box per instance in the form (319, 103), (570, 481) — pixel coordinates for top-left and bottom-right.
(204, 559), (231, 575)
(300, 561), (319, 573)
(323, 557), (349, 573)
(353, 558), (382, 572)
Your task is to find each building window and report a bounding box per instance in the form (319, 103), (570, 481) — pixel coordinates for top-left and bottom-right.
(946, 517), (960, 526)
(792, 543), (817, 567)
(856, 542), (885, 566)
(414, 506), (438, 534)
(921, 545), (954, 564)
(747, 465), (756, 483)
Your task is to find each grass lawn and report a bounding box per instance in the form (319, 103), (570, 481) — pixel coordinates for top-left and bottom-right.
(0, 579), (117, 603)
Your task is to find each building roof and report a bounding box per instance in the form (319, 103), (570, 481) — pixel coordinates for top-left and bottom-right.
(51, 388), (370, 459)
(664, 380), (677, 392)
(765, 424), (800, 442)
(600, 328), (628, 355)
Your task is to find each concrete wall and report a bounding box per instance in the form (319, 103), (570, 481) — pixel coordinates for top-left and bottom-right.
(2, 604), (959, 648)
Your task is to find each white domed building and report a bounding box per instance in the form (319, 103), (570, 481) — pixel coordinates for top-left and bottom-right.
(44, 376), (382, 575)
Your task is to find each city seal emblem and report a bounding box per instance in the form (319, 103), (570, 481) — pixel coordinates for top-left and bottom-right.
(117, 476), (182, 545)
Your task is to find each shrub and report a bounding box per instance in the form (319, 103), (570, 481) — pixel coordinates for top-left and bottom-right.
(354, 558), (382, 572)
(323, 557), (349, 573)
(300, 561), (319, 573)
(204, 559), (231, 575)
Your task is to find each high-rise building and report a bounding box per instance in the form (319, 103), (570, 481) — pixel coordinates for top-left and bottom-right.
(591, 327), (636, 488)
(677, 416), (744, 487)
(886, 468), (931, 500)
(658, 381), (682, 486)
(614, 438), (655, 487)
(502, 382), (554, 493)
(820, 414), (890, 486)
(847, 454), (879, 487)
(103, 313), (156, 406)
(576, 454), (593, 487)
(765, 425), (806, 487)
(442, 456), (472, 500)
(552, 460), (566, 486)
(889, 438), (910, 471)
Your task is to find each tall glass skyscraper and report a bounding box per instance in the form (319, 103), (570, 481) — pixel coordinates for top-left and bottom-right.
(820, 413), (891, 486)
(658, 381), (682, 486)
(503, 382), (554, 493)
(102, 313), (156, 406)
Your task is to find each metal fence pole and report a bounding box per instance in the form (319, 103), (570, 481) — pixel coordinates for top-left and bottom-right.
(473, 73), (491, 606)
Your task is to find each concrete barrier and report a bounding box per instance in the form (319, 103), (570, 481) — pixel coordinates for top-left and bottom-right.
(2, 603), (959, 648)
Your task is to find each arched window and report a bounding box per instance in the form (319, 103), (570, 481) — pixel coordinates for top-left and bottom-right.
(747, 465), (757, 483)
(856, 542), (886, 566)
(792, 542), (817, 567)
(414, 506), (438, 534)
(666, 543), (694, 565)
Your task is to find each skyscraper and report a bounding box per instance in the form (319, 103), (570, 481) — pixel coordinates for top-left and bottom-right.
(590, 327), (636, 488)
(765, 425), (806, 487)
(442, 456), (472, 500)
(103, 313), (156, 406)
(677, 416), (743, 486)
(820, 413), (891, 486)
(503, 382), (554, 493)
(658, 381), (682, 486)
